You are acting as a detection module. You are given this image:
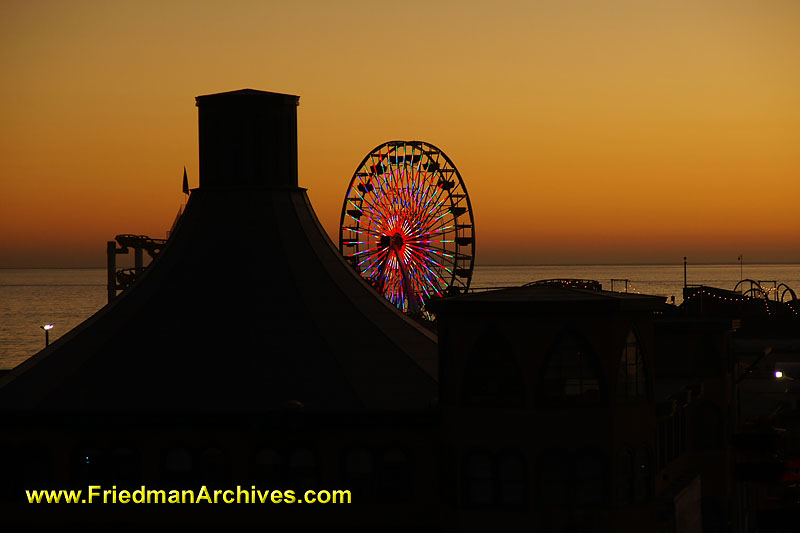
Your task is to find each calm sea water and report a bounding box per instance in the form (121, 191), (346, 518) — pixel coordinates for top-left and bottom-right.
(1, 264), (799, 369)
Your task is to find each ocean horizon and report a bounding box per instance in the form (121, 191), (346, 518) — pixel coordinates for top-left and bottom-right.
(2, 263), (799, 370)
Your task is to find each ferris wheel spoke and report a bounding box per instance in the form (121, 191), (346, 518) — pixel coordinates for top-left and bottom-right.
(349, 182), (390, 222)
(357, 175), (396, 228)
(408, 144), (425, 203)
(407, 247), (450, 282)
(363, 257), (393, 284)
(400, 144), (423, 207)
(420, 178), (465, 225)
(410, 188), (445, 223)
(407, 155), (434, 204)
(383, 147), (410, 207)
(417, 250), (453, 275)
(414, 184), (451, 232)
(367, 153), (396, 210)
(408, 266), (435, 301)
(360, 247), (391, 274)
(343, 225), (384, 238)
(413, 166), (441, 210)
(407, 254), (446, 294)
(404, 202), (442, 239)
(348, 199), (390, 232)
(406, 241), (455, 258)
(414, 222), (457, 240)
(420, 206), (462, 233)
(394, 145), (410, 206)
(404, 260), (440, 298)
(412, 250), (456, 268)
(412, 206), (451, 236)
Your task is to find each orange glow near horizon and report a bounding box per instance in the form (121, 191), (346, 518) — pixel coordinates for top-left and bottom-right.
(1, 0), (798, 267)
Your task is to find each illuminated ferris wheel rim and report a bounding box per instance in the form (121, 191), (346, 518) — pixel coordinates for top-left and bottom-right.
(338, 140), (475, 314)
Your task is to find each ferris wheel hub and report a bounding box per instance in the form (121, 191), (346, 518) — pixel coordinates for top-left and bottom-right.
(390, 233), (404, 250)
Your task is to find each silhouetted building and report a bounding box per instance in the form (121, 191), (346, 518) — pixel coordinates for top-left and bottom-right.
(676, 285), (800, 531)
(428, 284), (669, 532)
(655, 317), (739, 533)
(0, 89), (440, 528)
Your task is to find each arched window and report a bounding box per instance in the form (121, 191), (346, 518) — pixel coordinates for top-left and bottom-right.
(20, 441), (52, 487)
(618, 329), (647, 401)
(463, 449), (528, 508)
(537, 448), (607, 510)
(693, 401), (724, 450)
(71, 444), (107, 485)
(162, 445), (195, 486)
(109, 446), (140, 485)
(463, 327), (525, 408)
(495, 450), (527, 507)
(541, 332), (602, 406)
(0, 441), (18, 502)
(200, 446), (229, 485)
(616, 447), (635, 506)
(343, 447), (374, 502)
(288, 448), (317, 487)
(377, 447), (412, 503)
(253, 448), (284, 484)
(464, 451), (494, 506)
(537, 449), (570, 507)
(702, 496), (726, 532)
(657, 419), (666, 469)
(677, 407), (687, 454)
(695, 340), (722, 376)
(666, 415), (675, 463)
(634, 445), (652, 503)
(574, 448), (608, 507)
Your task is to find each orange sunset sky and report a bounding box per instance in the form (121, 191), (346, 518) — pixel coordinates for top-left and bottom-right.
(1, 0), (798, 267)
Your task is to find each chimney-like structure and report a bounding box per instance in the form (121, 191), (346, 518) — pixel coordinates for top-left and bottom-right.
(196, 89), (299, 189)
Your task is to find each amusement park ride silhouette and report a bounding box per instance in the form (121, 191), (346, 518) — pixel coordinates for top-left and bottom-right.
(732, 279), (797, 302)
(338, 141), (475, 319)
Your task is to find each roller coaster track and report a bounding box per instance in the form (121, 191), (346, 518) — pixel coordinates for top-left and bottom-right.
(107, 234), (169, 300)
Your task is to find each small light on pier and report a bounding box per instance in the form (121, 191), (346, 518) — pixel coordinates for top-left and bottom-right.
(40, 323), (54, 347)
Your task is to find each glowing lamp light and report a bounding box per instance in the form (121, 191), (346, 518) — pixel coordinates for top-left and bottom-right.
(40, 323), (55, 347)
(775, 371), (783, 379)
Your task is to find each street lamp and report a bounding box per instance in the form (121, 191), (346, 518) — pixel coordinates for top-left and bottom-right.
(40, 323), (54, 347)
(738, 254), (743, 283)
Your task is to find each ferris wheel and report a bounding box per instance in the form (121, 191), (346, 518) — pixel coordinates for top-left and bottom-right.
(339, 140), (475, 315)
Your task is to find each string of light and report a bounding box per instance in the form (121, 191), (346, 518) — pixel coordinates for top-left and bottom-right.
(682, 288), (793, 317)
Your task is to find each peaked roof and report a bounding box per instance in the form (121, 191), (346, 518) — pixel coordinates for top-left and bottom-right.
(195, 88), (299, 106)
(0, 90), (438, 412)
